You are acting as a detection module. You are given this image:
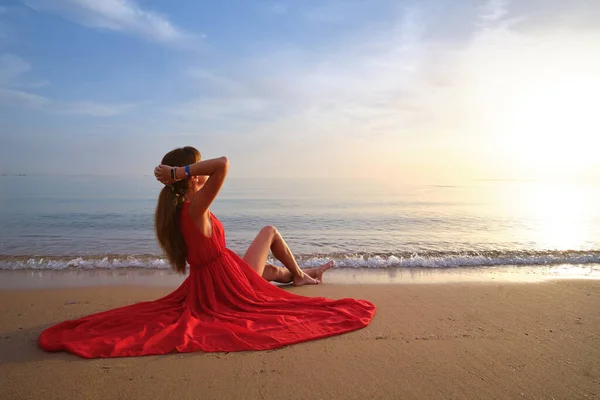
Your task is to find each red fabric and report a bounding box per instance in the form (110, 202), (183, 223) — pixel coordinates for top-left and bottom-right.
(38, 203), (375, 358)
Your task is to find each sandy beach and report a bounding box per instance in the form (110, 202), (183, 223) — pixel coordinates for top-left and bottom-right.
(1, 280), (598, 400)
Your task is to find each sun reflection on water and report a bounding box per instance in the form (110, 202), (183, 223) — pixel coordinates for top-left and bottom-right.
(518, 183), (594, 250)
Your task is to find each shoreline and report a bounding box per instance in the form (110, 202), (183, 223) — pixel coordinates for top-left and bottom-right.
(0, 280), (598, 399)
(1, 264), (599, 290)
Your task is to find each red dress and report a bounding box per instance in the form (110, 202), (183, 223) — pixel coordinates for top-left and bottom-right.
(38, 203), (376, 358)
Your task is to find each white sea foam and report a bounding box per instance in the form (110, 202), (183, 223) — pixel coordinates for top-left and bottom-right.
(2, 251), (600, 270)
(293, 251), (600, 269)
(0, 256), (170, 270)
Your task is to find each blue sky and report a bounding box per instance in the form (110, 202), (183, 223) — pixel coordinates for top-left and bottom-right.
(0, 0), (599, 183)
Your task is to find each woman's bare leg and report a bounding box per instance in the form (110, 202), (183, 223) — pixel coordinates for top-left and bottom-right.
(243, 226), (319, 286)
(303, 262), (335, 281)
(263, 262), (334, 283)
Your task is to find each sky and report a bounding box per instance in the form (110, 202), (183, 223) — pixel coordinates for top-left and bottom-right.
(0, 0), (599, 184)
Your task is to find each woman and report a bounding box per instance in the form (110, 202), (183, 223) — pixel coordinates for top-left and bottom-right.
(38, 147), (375, 358)
(154, 147), (328, 286)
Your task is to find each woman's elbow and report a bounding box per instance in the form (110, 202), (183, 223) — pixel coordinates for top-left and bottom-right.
(220, 156), (229, 172)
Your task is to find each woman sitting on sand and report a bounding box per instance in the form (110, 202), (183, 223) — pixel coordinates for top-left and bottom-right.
(154, 147), (330, 286)
(38, 146), (375, 358)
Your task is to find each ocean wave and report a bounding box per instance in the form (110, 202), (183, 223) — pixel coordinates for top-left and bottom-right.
(294, 250), (600, 268)
(0, 255), (170, 270)
(1, 250), (600, 270)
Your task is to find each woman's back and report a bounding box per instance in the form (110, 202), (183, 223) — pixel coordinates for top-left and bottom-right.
(179, 202), (226, 268)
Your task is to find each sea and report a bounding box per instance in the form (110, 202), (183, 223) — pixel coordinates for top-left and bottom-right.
(1, 175), (599, 279)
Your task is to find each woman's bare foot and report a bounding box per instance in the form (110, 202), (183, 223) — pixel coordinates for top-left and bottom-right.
(292, 273), (320, 286)
(312, 261), (334, 282)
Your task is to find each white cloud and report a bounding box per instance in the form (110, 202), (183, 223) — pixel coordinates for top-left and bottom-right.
(179, 6), (428, 135)
(0, 88), (49, 108)
(170, 0), (600, 182)
(4, 0), (600, 181)
(0, 54), (48, 109)
(261, 0), (376, 24)
(0, 86), (137, 116)
(0, 54), (31, 84)
(0, 53), (137, 116)
(479, 0), (509, 23)
(185, 68), (242, 95)
(302, 0), (357, 23)
(0, 53), (48, 89)
(23, 0), (192, 46)
(56, 100), (138, 117)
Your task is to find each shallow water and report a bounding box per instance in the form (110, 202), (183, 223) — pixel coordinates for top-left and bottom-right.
(2, 264), (598, 290)
(1, 175), (599, 271)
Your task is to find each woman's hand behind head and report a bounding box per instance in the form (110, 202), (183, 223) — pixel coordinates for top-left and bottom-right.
(154, 164), (178, 185)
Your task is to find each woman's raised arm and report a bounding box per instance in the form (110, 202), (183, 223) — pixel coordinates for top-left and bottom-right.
(187, 156), (228, 216)
(154, 156), (229, 216)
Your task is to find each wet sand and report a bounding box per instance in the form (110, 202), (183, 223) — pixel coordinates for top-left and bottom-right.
(2, 263), (599, 290)
(0, 280), (598, 400)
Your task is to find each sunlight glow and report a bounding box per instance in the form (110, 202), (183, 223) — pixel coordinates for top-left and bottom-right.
(502, 78), (598, 179)
(522, 184), (593, 250)
(472, 34), (600, 183)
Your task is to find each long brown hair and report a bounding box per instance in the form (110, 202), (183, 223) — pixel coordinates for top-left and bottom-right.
(154, 146), (201, 274)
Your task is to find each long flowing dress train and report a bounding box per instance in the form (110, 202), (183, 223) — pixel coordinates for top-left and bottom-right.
(38, 202), (376, 358)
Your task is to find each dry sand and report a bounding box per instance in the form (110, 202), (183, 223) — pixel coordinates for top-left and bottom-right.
(0, 280), (598, 400)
